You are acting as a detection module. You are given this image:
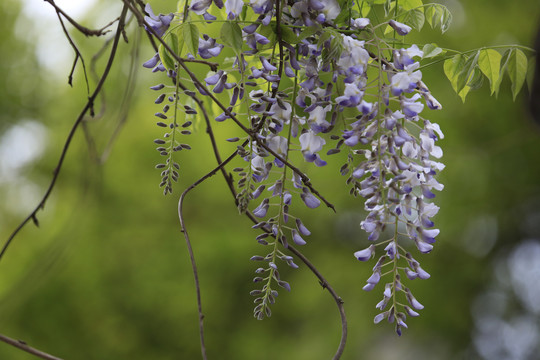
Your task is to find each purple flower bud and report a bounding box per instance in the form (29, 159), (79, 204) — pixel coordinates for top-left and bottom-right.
(354, 244), (375, 261)
(415, 239), (433, 254)
(283, 192), (292, 205)
(405, 268), (418, 280)
(367, 271), (381, 285)
(404, 306), (420, 317)
(205, 71), (223, 85)
(300, 189), (320, 209)
(292, 229), (307, 246)
(254, 33), (270, 45)
(374, 312), (387, 324)
(253, 198), (269, 218)
(278, 280), (291, 292)
(284, 63), (295, 77)
(383, 283), (392, 298)
(150, 84), (165, 91)
(405, 288), (424, 310)
(415, 265), (430, 280)
(155, 94), (166, 104)
(389, 20), (412, 36)
(260, 56), (277, 72)
(251, 185), (265, 199)
(243, 23), (259, 34)
(352, 167), (365, 179)
(384, 241), (398, 259)
(396, 318), (408, 333)
(143, 54), (160, 68)
(296, 218), (311, 236)
(215, 112), (228, 122)
(203, 12), (217, 21)
(191, 0), (212, 14)
(144, 4), (174, 37)
(363, 282), (376, 291)
(420, 228), (439, 244)
(376, 298), (389, 310)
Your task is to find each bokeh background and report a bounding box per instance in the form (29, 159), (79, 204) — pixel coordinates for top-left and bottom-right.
(1, 0), (539, 359)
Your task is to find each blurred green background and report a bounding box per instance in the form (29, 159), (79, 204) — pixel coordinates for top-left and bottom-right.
(1, 0), (539, 359)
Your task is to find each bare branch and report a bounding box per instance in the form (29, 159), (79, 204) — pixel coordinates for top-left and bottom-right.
(0, 333), (64, 360)
(1, 4), (130, 263)
(43, 0), (117, 37)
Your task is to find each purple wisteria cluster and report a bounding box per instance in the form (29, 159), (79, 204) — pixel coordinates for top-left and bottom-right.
(140, 0), (445, 334)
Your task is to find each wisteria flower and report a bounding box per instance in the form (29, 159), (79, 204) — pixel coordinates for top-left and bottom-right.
(308, 105), (332, 133)
(351, 18), (370, 29)
(144, 4), (174, 37)
(389, 20), (412, 36)
(390, 62), (422, 95)
(225, 0), (244, 19)
(299, 130), (326, 166)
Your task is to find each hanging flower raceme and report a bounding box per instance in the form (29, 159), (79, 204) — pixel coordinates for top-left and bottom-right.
(140, 0), (450, 336)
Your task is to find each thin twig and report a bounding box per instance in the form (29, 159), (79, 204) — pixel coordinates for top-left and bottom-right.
(0, 333), (64, 360)
(1, 4), (129, 263)
(53, 8), (90, 92)
(177, 150), (241, 360)
(44, 0), (116, 37)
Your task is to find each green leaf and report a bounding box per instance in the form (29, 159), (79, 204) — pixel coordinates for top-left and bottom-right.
(317, 28), (334, 48)
(478, 48), (502, 95)
(467, 68), (484, 90)
(169, 31), (180, 56)
(402, 8), (425, 31)
(458, 85), (471, 102)
(158, 32), (180, 72)
(444, 54), (464, 93)
(422, 43), (444, 58)
(425, 4), (452, 33)
(383, 0), (392, 16)
(183, 22), (200, 57)
(335, 0), (355, 23)
(444, 53), (473, 102)
(456, 51), (479, 94)
(356, 1), (372, 17)
(400, 0), (424, 11)
(280, 25), (299, 44)
(159, 44), (175, 72)
(297, 25), (320, 42)
(493, 49), (513, 97)
(220, 22), (243, 53)
(507, 48), (528, 100)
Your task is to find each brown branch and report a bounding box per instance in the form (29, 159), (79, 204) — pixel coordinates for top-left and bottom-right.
(43, 0), (116, 37)
(177, 149), (241, 360)
(52, 7), (90, 92)
(1, 4), (130, 262)
(0, 333), (63, 360)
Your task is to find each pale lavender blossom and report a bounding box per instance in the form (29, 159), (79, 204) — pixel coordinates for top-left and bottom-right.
(351, 17), (370, 29)
(225, 0), (244, 19)
(354, 245), (375, 261)
(144, 4), (174, 37)
(299, 130), (326, 165)
(389, 20), (412, 35)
